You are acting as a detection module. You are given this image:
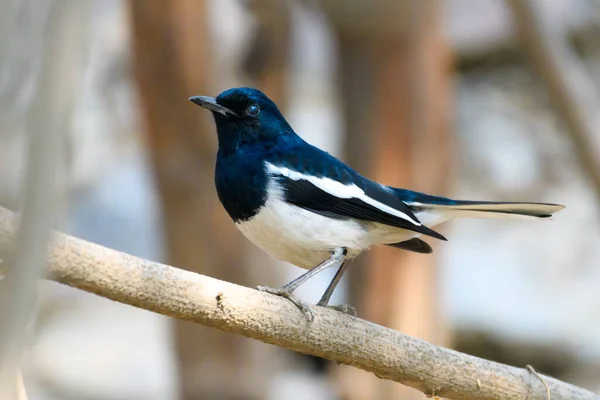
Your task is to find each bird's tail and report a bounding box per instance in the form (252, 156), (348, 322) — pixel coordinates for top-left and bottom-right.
(407, 200), (564, 220)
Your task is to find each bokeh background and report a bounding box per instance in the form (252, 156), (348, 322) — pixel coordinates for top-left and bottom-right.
(1, 0), (600, 399)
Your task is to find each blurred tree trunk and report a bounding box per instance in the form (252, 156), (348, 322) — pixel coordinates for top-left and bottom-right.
(129, 2), (288, 399)
(326, 1), (453, 398)
(243, 0), (290, 107)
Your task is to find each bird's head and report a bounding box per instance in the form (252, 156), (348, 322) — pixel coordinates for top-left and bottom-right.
(190, 87), (295, 153)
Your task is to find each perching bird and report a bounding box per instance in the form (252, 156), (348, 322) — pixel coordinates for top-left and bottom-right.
(190, 87), (564, 321)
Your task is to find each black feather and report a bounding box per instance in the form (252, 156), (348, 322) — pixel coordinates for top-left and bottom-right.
(277, 176), (447, 241)
(386, 238), (433, 254)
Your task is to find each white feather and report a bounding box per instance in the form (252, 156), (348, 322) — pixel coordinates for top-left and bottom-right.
(236, 179), (370, 269)
(265, 162), (421, 226)
(236, 177), (448, 269)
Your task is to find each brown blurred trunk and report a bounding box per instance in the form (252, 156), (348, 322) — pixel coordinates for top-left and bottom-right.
(243, 0), (290, 107)
(129, 2), (288, 399)
(328, 1), (453, 399)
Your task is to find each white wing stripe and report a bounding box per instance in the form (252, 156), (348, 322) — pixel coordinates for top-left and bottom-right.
(265, 163), (421, 226)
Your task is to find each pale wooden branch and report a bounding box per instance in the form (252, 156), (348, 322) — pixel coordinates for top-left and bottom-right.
(507, 0), (600, 205)
(0, 206), (595, 400)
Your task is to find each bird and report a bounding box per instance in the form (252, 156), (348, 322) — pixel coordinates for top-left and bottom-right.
(189, 87), (565, 322)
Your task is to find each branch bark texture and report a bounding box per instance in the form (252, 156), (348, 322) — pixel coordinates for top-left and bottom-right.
(0, 206), (595, 400)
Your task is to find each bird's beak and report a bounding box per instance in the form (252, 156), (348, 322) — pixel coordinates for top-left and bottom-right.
(189, 96), (237, 117)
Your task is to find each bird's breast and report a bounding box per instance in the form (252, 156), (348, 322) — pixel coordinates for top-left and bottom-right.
(235, 181), (369, 269)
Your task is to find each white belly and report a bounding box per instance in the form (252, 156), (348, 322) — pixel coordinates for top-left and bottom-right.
(236, 197), (370, 269)
(235, 185), (452, 269)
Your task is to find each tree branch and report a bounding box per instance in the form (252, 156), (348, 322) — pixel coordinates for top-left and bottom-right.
(0, 205), (595, 400)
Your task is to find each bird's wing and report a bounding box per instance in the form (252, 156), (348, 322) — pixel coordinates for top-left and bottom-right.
(265, 161), (446, 241)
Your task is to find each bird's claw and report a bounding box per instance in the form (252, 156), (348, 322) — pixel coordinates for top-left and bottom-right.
(318, 303), (358, 317)
(257, 285), (315, 322)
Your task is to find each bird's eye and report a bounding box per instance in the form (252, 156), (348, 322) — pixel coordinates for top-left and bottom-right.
(246, 104), (260, 116)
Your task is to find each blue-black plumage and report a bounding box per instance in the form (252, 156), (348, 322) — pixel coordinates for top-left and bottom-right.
(190, 87), (564, 320)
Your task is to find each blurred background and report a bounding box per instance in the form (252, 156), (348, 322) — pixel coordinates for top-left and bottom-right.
(1, 0), (600, 399)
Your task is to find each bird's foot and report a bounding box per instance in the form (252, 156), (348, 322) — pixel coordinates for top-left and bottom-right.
(257, 285), (315, 322)
(318, 302), (357, 317)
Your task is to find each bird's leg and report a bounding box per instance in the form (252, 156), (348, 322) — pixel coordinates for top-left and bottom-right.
(316, 261), (348, 305)
(316, 261), (357, 317)
(258, 247), (347, 322)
